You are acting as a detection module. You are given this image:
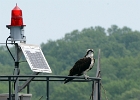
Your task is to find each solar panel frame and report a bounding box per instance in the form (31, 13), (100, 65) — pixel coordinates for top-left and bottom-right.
(19, 43), (52, 73)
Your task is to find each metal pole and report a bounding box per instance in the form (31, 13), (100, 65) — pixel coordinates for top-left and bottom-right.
(93, 81), (97, 100)
(91, 81), (94, 100)
(8, 77), (11, 100)
(27, 84), (30, 94)
(93, 49), (101, 100)
(98, 80), (100, 100)
(46, 77), (49, 100)
(14, 44), (19, 100)
(14, 43), (22, 100)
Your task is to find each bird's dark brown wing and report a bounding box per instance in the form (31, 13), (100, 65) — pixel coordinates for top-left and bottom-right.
(64, 57), (91, 84)
(69, 57), (91, 76)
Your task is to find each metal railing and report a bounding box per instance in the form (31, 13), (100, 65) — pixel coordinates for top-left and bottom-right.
(0, 75), (101, 100)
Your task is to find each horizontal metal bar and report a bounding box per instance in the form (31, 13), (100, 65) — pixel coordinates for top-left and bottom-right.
(0, 79), (94, 82)
(0, 75), (101, 79)
(0, 43), (14, 44)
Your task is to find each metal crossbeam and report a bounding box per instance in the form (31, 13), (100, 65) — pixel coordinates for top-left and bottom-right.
(18, 72), (40, 92)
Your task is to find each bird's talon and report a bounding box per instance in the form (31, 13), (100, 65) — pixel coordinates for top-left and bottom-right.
(84, 75), (89, 80)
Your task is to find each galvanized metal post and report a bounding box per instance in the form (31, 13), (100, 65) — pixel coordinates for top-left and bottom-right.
(46, 77), (49, 100)
(8, 77), (11, 100)
(27, 84), (30, 94)
(98, 80), (101, 100)
(14, 44), (19, 100)
(93, 49), (101, 100)
(14, 43), (22, 100)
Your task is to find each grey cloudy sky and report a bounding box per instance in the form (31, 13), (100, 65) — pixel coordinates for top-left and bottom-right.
(0, 0), (140, 45)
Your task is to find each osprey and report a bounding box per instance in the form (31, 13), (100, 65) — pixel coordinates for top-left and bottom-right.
(64, 49), (95, 84)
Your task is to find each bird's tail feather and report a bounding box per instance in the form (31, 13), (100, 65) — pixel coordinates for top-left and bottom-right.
(64, 77), (75, 84)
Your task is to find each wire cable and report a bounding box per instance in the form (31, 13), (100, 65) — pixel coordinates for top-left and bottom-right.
(101, 83), (109, 100)
(39, 96), (43, 100)
(89, 82), (108, 100)
(6, 36), (15, 61)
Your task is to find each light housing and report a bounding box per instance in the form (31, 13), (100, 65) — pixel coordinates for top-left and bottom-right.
(6, 4), (26, 42)
(11, 4), (23, 26)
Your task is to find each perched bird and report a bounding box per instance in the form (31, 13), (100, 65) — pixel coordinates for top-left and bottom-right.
(64, 49), (95, 84)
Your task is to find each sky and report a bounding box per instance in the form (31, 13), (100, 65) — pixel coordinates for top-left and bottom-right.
(0, 0), (140, 45)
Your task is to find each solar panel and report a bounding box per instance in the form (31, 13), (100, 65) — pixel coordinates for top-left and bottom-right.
(19, 43), (52, 73)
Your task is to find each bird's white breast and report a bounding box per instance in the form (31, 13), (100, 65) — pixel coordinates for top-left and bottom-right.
(89, 58), (94, 69)
(85, 57), (94, 72)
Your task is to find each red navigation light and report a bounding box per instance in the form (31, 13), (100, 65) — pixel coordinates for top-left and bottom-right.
(11, 4), (23, 26)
